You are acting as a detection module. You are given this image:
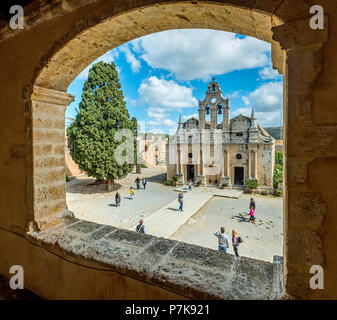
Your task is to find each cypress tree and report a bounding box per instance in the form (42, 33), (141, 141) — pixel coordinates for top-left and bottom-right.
(67, 61), (137, 191)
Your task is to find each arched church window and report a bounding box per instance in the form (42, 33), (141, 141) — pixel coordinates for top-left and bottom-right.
(236, 154), (242, 160)
(236, 132), (243, 137)
(212, 84), (216, 93)
(217, 104), (223, 124)
(205, 106), (210, 122)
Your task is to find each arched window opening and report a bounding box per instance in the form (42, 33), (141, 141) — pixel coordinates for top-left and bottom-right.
(217, 104), (223, 124)
(205, 106), (210, 122)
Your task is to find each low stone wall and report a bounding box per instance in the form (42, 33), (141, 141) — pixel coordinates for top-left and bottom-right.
(26, 218), (284, 300)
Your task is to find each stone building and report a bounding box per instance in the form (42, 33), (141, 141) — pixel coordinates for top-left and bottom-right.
(167, 79), (275, 188)
(140, 134), (167, 167)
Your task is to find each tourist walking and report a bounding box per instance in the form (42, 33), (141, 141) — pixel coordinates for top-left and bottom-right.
(188, 179), (193, 191)
(214, 227), (229, 253)
(250, 197), (256, 211)
(129, 186), (134, 199)
(142, 178), (147, 190)
(249, 205), (256, 223)
(232, 229), (241, 257)
(135, 177), (141, 190)
(115, 191), (121, 207)
(135, 219), (146, 234)
(178, 192), (184, 212)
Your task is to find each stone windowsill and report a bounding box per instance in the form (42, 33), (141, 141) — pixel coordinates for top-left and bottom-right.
(27, 218), (284, 300)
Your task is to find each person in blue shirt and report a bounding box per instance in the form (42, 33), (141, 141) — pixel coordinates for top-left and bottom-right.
(178, 192), (184, 212)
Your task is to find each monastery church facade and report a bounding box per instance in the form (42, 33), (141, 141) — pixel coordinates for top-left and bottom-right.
(167, 78), (275, 188)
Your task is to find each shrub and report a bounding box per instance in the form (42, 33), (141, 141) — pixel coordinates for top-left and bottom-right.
(141, 164), (148, 168)
(273, 166), (283, 189)
(274, 189), (283, 197)
(172, 175), (179, 182)
(221, 182), (228, 188)
(163, 180), (172, 186)
(246, 179), (258, 189)
(275, 151), (283, 167)
(261, 190), (269, 196)
(66, 175), (70, 182)
(197, 180), (202, 185)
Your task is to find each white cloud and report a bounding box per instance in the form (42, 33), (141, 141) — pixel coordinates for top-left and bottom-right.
(77, 51), (119, 80)
(147, 107), (169, 120)
(120, 46), (141, 73)
(259, 67), (280, 80)
(234, 81), (283, 126)
(232, 107), (282, 127)
(242, 82), (283, 112)
(131, 29), (270, 81)
(138, 76), (198, 110)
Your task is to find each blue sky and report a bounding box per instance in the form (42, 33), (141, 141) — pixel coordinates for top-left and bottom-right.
(66, 29), (283, 134)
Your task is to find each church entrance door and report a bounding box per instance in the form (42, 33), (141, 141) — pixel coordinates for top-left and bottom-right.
(234, 167), (244, 186)
(187, 165), (195, 182)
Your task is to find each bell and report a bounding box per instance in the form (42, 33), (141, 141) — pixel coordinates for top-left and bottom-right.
(217, 108), (222, 115)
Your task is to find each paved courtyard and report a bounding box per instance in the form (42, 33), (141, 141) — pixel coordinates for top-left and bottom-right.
(171, 194), (283, 262)
(67, 166), (283, 262)
(66, 165), (177, 229)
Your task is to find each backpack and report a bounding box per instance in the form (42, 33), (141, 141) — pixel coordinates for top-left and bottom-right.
(238, 236), (243, 243)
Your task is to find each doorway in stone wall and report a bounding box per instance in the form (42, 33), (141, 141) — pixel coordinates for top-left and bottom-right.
(234, 167), (244, 186)
(187, 165), (195, 182)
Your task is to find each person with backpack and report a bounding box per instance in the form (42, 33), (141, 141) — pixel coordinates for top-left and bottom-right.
(142, 178), (147, 190)
(232, 229), (242, 257)
(135, 177), (141, 190)
(214, 227), (229, 253)
(178, 192), (184, 212)
(135, 219), (146, 234)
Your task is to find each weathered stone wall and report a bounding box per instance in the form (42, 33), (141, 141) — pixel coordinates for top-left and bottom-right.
(0, 0), (336, 299)
(31, 86), (74, 230)
(1, 218), (285, 300)
(141, 137), (167, 167)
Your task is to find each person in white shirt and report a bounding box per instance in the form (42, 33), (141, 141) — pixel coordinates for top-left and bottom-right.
(214, 227), (229, 253)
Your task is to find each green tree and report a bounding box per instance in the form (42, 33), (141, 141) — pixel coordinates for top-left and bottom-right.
(273, 152), (284, 189)
(67, 61), (137, 191)
(275, 151), (283, 167)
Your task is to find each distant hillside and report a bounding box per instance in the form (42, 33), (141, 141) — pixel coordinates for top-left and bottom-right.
(264, 127), (283, 140)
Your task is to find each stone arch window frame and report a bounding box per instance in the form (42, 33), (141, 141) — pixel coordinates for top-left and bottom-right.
(216, 104), (223, 124)
(23, 0), (329, 299)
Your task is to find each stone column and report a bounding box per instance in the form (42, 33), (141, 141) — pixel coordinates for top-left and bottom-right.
(273, 17), (329, 299)
(220, 148), (231, 187)
(31, 86), (74, 229)
(248, 149), (252, 178)
(176, 144), (184, 185)
(254, 150), (258, 179)
(195, 143), (206, 186)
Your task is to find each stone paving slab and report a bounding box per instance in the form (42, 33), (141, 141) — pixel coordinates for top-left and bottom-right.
(129, 191), (213, 239)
